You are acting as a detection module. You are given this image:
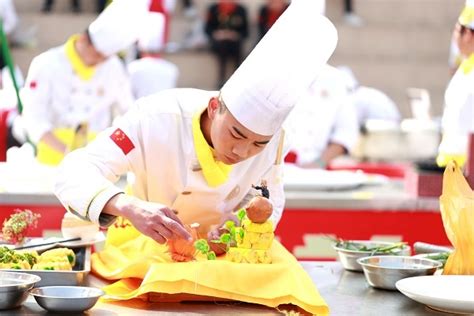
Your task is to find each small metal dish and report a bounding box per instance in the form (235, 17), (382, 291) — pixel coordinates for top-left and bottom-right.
(333, 240), (411, 272)
(0, 271), (41, 310)
(357, 255), (442, 290)
(30, 286), (104, 312)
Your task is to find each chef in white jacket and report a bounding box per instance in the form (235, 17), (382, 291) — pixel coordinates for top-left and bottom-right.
(127, 12), (179, 99)
(284, 64), (359, 168)
(54, 0), (338, 245)
(21, 0), (145, 165)
(437, 0), (474, 167)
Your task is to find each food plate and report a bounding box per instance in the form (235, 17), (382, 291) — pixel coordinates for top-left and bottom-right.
(396, 275), (474, 314)
(283, 164), (368, 191)
(2, 246), (91, 287)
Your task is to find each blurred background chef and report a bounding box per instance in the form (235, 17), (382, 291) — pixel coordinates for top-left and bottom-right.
(19, 0), (145, 166)
(284, 64), (359, 169)
(437, 0), (474, 167)
(127, 12), (179, 99)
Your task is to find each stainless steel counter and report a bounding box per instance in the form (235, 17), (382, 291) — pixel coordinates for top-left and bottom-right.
(3, 262), (441, 315)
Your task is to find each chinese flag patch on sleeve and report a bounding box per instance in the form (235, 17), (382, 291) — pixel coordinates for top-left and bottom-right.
(110, 128), (135, 155)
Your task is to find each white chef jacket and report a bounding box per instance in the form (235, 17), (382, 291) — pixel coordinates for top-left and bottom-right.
(21, 45), (134, 144)
(284, 65), (359, 165)
(439, 63), (474, 155)
(54, 88), (287, 231)
(127, 57), (179, 99)
(0, 0), (18, 35)
(352, 86), (401, 126)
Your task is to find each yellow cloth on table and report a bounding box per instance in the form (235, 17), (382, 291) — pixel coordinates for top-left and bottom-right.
(92, 223), (329, 315)
(440, 161), (474, 275)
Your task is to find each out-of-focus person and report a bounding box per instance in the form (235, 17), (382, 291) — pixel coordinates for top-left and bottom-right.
(21, 0), (145, 165)
(204, 0), (249, 88)
(257, 0), (289, 40)
(338, 66), (401, 127)
(437, 0), (474, 167)
(41, 0), (81, 13)
(284, 65), (359, 169)
(127, 12), (179, 99)
(0, 0), (18, 70)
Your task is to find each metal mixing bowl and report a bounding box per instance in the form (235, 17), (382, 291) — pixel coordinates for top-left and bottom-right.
(0, 271), (41, 310)
(30, 286), (104, 312)
(357, 255), (442, 290)
(333, 240), (411, 272)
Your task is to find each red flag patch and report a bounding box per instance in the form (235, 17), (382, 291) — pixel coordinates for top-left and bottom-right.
(110, 128), (135, 155)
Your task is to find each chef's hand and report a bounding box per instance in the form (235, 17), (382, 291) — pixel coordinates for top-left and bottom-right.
(104, 194), (192, 244)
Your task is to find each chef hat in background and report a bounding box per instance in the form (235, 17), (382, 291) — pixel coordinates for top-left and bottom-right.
(459, 0), (474, 28)
(88, 0), (148, 56)
(137, 12), (166, 53)
(220, 0), (338, 136)
(337, 65), (359, 93)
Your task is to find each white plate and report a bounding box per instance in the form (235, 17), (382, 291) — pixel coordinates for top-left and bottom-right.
(283, 164), (368, 191)
(396, 275), (474, 314)
(59, 232), (106, 248)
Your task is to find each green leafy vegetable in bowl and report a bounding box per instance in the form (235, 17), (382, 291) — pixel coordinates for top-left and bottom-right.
(335, 240), (408, 255)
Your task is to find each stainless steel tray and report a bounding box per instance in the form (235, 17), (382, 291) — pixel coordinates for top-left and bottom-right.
(3, 246), (91, 287)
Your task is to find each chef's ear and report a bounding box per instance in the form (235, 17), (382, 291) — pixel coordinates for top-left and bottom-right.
(208, 97), (220, 120)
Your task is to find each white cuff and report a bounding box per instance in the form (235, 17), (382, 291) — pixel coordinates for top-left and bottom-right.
(87, 186), (123, 227)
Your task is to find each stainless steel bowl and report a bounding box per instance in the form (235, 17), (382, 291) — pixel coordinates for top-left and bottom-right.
(0, 271), (41, 310)
(357, 255), (442, 290)
(333, 240), (411, 272)
(30, 286), (104, 312)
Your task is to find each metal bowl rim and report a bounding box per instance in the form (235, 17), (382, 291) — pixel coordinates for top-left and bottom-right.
(30, 286), (105, 299)
(356, 255), (443, 270)
(0, 271), (41, 287)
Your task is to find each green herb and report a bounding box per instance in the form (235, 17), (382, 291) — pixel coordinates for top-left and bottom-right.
(425, 252), (450, 268)
(193, 239), (216, 261)
(237, 208), (246, 222)
(335, 239), (408, 255)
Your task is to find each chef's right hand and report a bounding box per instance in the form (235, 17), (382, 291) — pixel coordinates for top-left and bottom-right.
(104, 194), (192, 244)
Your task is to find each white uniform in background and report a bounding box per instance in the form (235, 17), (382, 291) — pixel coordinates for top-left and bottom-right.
(439, 62), (474, 157)
(0, 0), (18, 35)
(21, 0), (146, 146)
(127, 12), (179, 99)
(338, 65), (400, 126)
(21, 49), (133, 144)
(284, 65), (359, 165)
(54, 2), (338, 230)
(351, 86), (401, 126)
(438, 0), (474, 165)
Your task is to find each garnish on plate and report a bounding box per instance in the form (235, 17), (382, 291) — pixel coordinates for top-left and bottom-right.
(2, 209), (41, 245)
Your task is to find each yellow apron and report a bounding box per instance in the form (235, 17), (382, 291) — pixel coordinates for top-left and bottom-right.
(36, 128), (96, 166)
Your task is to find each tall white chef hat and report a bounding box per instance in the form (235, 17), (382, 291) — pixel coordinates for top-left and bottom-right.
(88, 0), (148, 56)
(459, 0), (474, 28)
(220, 0), (338, 136)
(137, 12), (166, 52)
